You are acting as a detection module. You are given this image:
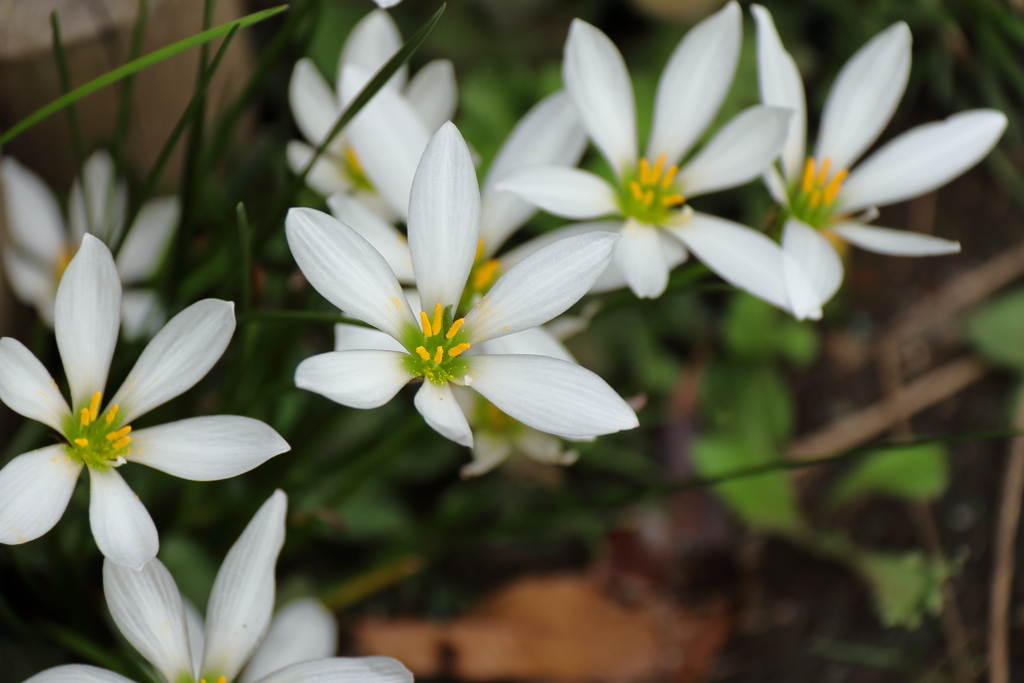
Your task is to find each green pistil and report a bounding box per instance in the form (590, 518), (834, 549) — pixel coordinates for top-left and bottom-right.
(401, 303), (472, 386)
(62, 392), (131, 471)
(342, 146), (374, 192)
(617, 154), (686, 226)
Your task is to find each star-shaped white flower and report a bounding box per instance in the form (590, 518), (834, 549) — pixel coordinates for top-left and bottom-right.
(1, 150), (179, 339)
(0, 235), (290, 569)
(752, 5), (1007, 319)
(288, 8), (456, 220)
(21, 490), (412, 683)
(287, 122), (638, 447)
(496, 3), (794, 306)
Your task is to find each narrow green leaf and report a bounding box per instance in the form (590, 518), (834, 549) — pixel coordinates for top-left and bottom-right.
(0, 5), (287, 147)
(49, 12), (87, 183)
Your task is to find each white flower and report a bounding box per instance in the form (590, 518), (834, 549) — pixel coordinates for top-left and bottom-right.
(327, 89), (588, 296)
(0, 235), (290, 570)
(287, 9), (456, 220)
(287, 122), (638, 447)
(1, 150), (179, 339)
(496, 3), (794, 306)
(752, 5), (1008, 319)
(20, 490), (413, 683)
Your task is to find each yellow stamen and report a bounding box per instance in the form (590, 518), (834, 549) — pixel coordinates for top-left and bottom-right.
(661, 165), (679, 189)
(105, 404), (119, 424)
(651, 154), (666, 181)
(112, 437), (132, 450)
(809, 190), (822, 209)
(431, 303), (443, 336)
(471, 259), (500, 291)
(801, 157), (816, 194)
(449, 343), (470, 358)
(643, 189), (654, 206)
(475, 238), (485, 262)
(80, 408), (91, 427)
(446, 318), (465, 339)
(824, 169), (848, 205)
(106, 426), (132, 441)
(88, 392), (101, 422)
(817, 157), (832, 186)
(433, 346), (444, 364)
(416, 346), (431, 360)
(420, 311), (432, 336)
(661, 193), (685, 207)
(74, 438), (89, 447)
(630, 181), (644, 201)
(344, 147), (364, 176)
(638, 158), (651, 185)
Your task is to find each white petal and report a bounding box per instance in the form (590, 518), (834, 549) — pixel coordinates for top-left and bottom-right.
(781, 251), (823, 321)
(414, 381), (472, 447)
(250, 657), (412, 683)
(830, 222), (961, 256)
(340, 65), (432, 220)
(202, 490), (288, 683)
(676, 105), (792, 197)
(55, 234), (121, 409)
(563, 19), (637, 177)
(116, 197), (179, 284)
(496, 220), (623, 271)
(0, 446), (81, 544)
(517, 429), (579, 466)
(480, 91), (588, 252)
(71, 151), (128, 244)
(89, 466), (159, 570)
(23, 665), (136, 683)
(495, 166), (619, 220)
(327, 194), (414, 283)
(339, 9), (406, 93)
(295, 350), (409, 409)
(0, 337), (71, 432)
(404, 60), (457, 132)
(477, 327), (576, 363)
(751, 4), (806, 180)
(184, 600), (205, 679)
(614, 219), (668, 299)
(287, 141), (351, 197)
(407, 122), (480, 311)
(285, 207), (415, 340)
(838, 110), (1008, 213)
(126, 416), (289, 481)
(815, 22), (911, 171)
(763, 165), (789, 205)
(460, 432), (513, 478)
(239, 599), (338, 683)
(108, 299), (235, 424)
(0, 157), (66, 265)
(463, 232), (619, 344)
(781, 218), (843, 307)
(467, 355), (637, 438)
(3, 248), (55, 319)
(289, 59), (341, 147)
(646, 2), (741, 164)
(334, 323), (406, 352)
(102, 558), (193, 683)
(120, 289), (166, 342)
(669, 212), (790, 309)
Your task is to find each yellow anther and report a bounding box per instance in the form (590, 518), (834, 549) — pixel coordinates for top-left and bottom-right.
(801, 157), (816, 194)
(80, 408), (91, 427)
(74, 438), (89, 447)
(643, 189), (654, 206)
(824, 169), (848, 205)
(416, 346), (431, 360)
(661, 165), (679, 189)
(420, 311), (432, 336)
(446, 318), (465, 339)
(105, 404), (119, 424)
(112, 437), (132, 450)
(630, 181), (644, 201)
(817, 157), (832, 186)
(651, 154), (666, 182)
(809, 190), (822, 209)
(638, 158), (651, 185)
(88, 392), (101, 422)
(106, 426), (132, 441)
(432, 303), (443, 336)
(471, 259), (500, 291)
(449, 343), (471, 358)
(433, 346), (444, 364)
(661, 193), (685, 207)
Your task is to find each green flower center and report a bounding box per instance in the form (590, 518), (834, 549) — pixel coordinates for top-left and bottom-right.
(401, 303), (473, 385)
(618, 154), (686, 225)
(787, 156), (848, 229)
(62, 391), (133, 471)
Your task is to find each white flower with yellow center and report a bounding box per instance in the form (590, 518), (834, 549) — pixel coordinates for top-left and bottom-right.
(496, 3), (794, 306)
(288, 8), (456, 220)
(287, 122), (638, 446)
(1, 150), (179, 339)
(0, 235), (289, 570)
(752, 5), (1007, 319)
(20, 490), (412, 683)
